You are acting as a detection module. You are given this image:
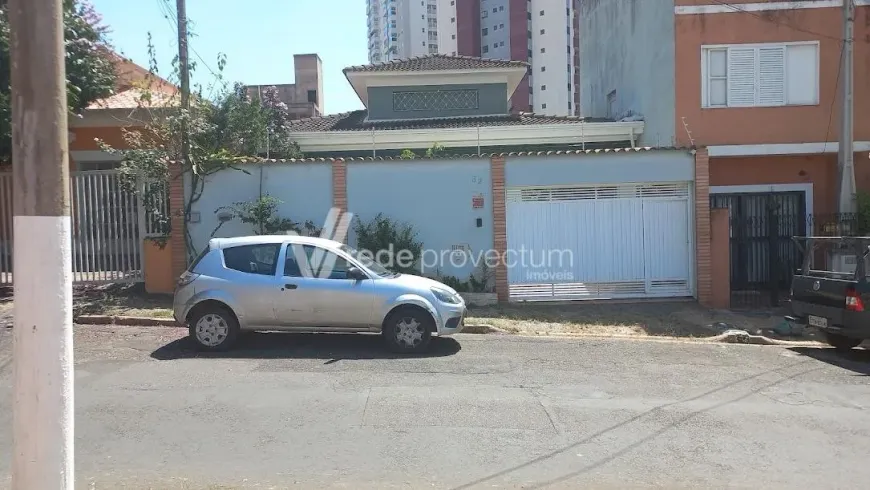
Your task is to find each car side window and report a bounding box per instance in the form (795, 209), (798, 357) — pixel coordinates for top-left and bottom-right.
(284, 244), (349, 279)
(223, 244), (280, 276)
(284, 246), (302, 277)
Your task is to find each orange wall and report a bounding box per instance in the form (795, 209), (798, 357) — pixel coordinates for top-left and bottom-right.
(675, 5), (870, 146)
(709, 153), (838, 216)
(70, 126), (134, 151)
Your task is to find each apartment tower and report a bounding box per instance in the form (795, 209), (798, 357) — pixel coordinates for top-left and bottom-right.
(367, 0), (580, 116)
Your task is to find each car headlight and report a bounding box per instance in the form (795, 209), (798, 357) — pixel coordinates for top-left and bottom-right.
(431, 287), (460, 304)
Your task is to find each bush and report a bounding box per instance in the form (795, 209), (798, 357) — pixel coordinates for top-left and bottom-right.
(216, 194), (320, 236)
(857, 191), (870, 235)
(353, 213), (422, 273)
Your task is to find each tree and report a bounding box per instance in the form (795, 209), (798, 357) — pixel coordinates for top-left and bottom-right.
(0, 0), (117, 162)
(101, 40), (304, 257)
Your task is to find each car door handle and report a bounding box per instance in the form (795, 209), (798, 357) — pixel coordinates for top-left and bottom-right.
(283, 284), (298, 290)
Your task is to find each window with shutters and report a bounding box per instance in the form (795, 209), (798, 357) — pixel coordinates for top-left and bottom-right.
(701, 42), (819, 108)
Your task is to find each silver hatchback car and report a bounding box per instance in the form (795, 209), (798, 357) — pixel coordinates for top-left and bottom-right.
(174, 235), (466, 353)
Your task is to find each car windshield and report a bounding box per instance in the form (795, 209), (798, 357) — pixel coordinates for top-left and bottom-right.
(340, 244), (396, 277)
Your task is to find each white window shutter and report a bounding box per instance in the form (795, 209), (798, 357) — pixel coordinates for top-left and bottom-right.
(786, 44), (818, 105)
(758, 46), (785, 105)
(727, 48), (757, 106)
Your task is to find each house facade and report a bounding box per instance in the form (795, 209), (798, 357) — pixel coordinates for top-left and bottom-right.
(289, 54), (641, 157)
(175, 54), (712, 305)
(580, 0), (870, 305)
(70, 55), (178, 170)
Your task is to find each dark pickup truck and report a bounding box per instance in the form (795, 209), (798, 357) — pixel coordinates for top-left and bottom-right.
(788, 237), (870, 351)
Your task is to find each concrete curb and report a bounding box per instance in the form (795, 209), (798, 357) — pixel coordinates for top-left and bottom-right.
(75, 315), (181, 327)
(71, 317), (819, 346)
(707, 329), (814, 346)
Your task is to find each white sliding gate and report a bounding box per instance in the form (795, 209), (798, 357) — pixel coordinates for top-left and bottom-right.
(506, 182), (693, 301)
(0, 170), (168, 285)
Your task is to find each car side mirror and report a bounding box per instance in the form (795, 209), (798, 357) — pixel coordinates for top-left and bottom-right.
(347, 266), (366, 281)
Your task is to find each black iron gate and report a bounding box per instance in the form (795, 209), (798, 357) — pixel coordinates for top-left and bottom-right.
(710, 192), (806, 308)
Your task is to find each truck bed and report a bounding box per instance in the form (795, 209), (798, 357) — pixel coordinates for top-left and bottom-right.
(790, 274), (870, 338)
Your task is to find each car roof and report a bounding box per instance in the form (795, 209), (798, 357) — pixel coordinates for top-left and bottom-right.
(208, 235), (342, 250)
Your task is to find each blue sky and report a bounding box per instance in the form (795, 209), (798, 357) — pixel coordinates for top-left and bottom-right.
(91, 0), (368, 114)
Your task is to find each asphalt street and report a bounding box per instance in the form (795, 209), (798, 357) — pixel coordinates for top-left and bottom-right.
(1, 324), (870, 489)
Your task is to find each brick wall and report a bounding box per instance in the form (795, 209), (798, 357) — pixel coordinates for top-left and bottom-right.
(168, 161), (187, 280)
(332, 160), (347, 211)
(694, 148), (712, 306)
(491, 155), (509, 303)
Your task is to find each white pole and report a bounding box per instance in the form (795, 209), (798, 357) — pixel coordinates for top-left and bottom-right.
(837, 0), (856, 216)
(9, 0), (75, 488)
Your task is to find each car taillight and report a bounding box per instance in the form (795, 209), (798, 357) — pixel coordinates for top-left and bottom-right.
(177, 271), (199, 288)
(845, 288), (865, 312)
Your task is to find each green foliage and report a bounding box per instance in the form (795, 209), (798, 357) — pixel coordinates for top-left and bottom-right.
(99, 36), (304, 257)
(437, 264), (492, 293)
(0, 0), (117, 162)
(425, 142), (446, 158)
(439, 275), (467, 292)
(353, 213), (423, 274)
(399, 149), (417, 160)
(856, 190), (870, 235)
(216, 194), (321, 236)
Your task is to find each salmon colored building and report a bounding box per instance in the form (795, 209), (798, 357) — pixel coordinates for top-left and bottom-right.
(673, 0), (870, 219)
(69, 54), (178, 170)
(580, 0), (870, 306)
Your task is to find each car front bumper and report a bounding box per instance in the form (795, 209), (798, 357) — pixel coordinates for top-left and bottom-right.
(434, 302), (467, 336)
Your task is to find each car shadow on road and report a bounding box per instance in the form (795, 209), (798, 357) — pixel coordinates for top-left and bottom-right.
(150, 332), (461, 362)
(788, 346), (870, 376)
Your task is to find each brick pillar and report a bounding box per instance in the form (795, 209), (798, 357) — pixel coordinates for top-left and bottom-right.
(168, 161), (187, 280)
(709, 207), (731, 309)
(332, 160), (347, 211)
(491, 155), (509, 303)
(695, 148), (712, 306)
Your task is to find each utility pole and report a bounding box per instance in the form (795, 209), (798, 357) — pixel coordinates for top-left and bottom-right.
(837, 0), (856, 218)
(9, 0), (75, 488)
(176, 0), (191, 260)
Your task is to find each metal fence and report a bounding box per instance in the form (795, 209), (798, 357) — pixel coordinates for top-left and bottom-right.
(0, 170), (169, 285)
(711, 187), (866, 309)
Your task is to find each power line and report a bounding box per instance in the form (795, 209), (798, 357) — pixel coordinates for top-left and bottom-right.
(822, 41), (845, 153)
(708, 0), (859, 43)
(154, 0), (222, 79)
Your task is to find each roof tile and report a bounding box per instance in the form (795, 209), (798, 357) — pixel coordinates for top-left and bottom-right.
(288, 110), (603, 132)
(343, 54), (527, 73)
(87, 87), (178, 110)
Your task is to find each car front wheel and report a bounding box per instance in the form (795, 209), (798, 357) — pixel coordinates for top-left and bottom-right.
(189, 304), (240, 351)
(383, 307), (433, 354)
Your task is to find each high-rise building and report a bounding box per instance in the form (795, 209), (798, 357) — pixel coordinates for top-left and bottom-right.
(367, 0), (580, 117)
(367, 0), (457, 64)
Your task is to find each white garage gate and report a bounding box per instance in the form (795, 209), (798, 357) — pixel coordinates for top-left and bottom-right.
(505, 182), (694, 301)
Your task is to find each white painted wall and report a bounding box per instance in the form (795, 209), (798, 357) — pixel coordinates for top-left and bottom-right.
(437, 0), (458, 55)
(579, 0), (676, 145)
(530, 0), (574, 116)
(185, 163), (333, 255)
(346, 159), (494, 280)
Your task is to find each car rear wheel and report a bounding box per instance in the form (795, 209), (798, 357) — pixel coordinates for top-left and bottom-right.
(383, 307), (433, 354)
(825, 332), (862, 352)
(189, 304), (239, 351)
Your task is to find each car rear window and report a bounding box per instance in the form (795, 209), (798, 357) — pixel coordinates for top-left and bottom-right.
(223, 244), (280, 276)
(188, 245), (210, 272)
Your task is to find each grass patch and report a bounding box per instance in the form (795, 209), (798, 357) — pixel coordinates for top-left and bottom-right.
(74, 283), (174, 318)
(466, 301), (783, 339)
